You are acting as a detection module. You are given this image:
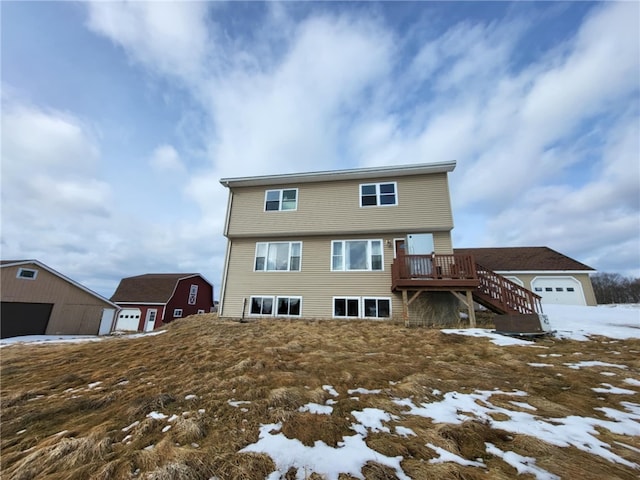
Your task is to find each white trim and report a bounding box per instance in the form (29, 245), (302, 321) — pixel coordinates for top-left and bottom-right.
(115, 302), (166, 306)
(359, 181), (398, 208)
(173, 308), (183, 318)
(504, 276), (524, 287)
(494, 270), (594, 275)
(248, 295), (275, 317)
(264, 188), (299, 212)
(219, 239), (232, 316)
(220, 161), (456, 188)
(1, 260), (119, 309)
(332, 296), (361, 319)
(330, 239), (384, 272)
(393, 237), (406, 259)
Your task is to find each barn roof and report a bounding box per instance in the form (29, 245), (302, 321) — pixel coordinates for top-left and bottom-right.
(110, 273), (204, 303)
(453, 247), (594, 272)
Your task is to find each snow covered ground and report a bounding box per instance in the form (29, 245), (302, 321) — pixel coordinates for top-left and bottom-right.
(0, 329), (165, 348)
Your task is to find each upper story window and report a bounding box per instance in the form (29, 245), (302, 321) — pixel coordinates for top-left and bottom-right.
(17, 268), (38, 280)
(265, 188), (298, 211)
(331, 240), (383, 271)
(255, 242), (302, 271)
(188, 284), (198, 305)
(360, 182), (397, 207)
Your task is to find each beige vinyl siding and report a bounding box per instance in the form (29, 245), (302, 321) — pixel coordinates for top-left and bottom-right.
(505, 273), (597, 306)
(221, 235), (436, 319)
(227, 173), (454, 238)
(1, 263), (113, 335)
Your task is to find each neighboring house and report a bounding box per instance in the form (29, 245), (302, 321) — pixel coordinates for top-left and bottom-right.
(0, 260), (119, 338)
(454, 247), (597, 306)
(218, 162), (543, 325)
(110, 273), (215, 331)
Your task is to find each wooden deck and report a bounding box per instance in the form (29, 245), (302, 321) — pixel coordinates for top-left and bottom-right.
(391, 254), (480, 291)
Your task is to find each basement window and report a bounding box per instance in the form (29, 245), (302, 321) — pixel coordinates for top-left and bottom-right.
(17, 268), (38, 280)
(333, 297), (360, 318)
(363, 298), (391, 319)
(173, 309), (183, 318)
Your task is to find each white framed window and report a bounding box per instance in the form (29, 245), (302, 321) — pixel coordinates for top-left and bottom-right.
(249, 296), (274, 316)
(331, 240), (383, 271)
(255, 242), (302, 271)
(360, 182), (397, 207)
(362, 298), (391, 318)
(188, 285), (198, 305)
(173, 309), (183, 318)
(197, 309), (205, 314)
(249, 296), (302, 317)
(333, 297), (361, 318)
(265, 188), (298, 211)
(276, 297), (302, 317)
(17, 268), (38, 280)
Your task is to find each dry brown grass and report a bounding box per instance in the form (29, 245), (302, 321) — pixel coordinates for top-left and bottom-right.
(1, 314), (639, 479)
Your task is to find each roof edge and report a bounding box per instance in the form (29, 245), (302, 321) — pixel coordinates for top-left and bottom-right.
(220, 161), (456, 188)
(1, 260), (120, 309)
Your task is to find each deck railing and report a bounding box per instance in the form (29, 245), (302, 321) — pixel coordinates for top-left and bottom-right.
(475, 263), (543, 314)
(391, 254), (478, 282)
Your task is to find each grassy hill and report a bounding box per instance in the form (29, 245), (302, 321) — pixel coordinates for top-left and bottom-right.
(1, 314), (639, 479)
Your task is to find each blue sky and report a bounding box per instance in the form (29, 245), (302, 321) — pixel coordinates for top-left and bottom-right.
(2, 1), (639, 298)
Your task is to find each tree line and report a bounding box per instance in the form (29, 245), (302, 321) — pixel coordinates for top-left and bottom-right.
(591, 273), (640, 304)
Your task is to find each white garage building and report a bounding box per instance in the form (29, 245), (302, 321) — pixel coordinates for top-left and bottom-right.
(454, 247), (597, 306)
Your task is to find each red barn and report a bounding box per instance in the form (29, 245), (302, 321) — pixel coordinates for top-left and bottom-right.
(110, 273), (214, 332)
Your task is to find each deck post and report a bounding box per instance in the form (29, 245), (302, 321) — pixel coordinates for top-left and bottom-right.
(466, 290), (476, 327)
(402, 289), (409, 326)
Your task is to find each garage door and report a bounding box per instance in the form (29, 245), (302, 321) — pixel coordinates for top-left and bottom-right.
(0, 302), (53, 338)
(531, 277), (585, 306)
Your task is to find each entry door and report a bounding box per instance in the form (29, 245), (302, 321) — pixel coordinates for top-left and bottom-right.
(144, 309), (157, 332)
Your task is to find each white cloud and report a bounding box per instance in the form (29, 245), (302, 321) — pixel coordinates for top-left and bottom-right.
(86, 1), (210, 83)
(149, 144), (185, 173)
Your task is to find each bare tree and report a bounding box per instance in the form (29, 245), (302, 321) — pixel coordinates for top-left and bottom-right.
(592, 273), (640, 304)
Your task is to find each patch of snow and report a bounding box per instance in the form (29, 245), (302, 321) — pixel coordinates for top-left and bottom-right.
(347, 388), (381, 395)
(198, 409), (205, 414)
(326, 399), (337, 405)
(509, 401), (537, 411)
(162, 425), (172, 433)
(87, 381), (102, 389)
(240, 423), (411, 480)
(228, 400), (251, 408)
(395, 426), (416, 437)
(351, 408), (396, 436)
(17, 429), (26, 435)
(591, 384), (636, 395)
(122, 434), (132, 443)
(144, 444), (154, 450)
(323, 385), (339, 397)
(600, 372), (617, 377)
(545, 304), (640, 341)
(168, 414), (179, 422)
(147, 411), (168, 420)
(394, 389), (640, 469)
(122, 421), (140, 432)
(624, 378), (640, 387)
(615, 441), (640, 454)
(528, 363), (554, 367)
(564, 361), (628, 370)
(485, 443), (559, 479)
(432, 389), (442, 396)
(0, 329), (167, 348)
(299, 403), (333, 415)
(185, 394), (197, 400)
(442, 328), (533, 346)
(427, 443), (485, 467)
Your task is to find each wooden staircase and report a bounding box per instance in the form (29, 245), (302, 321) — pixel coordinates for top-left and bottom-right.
(473, 263), (542, 315)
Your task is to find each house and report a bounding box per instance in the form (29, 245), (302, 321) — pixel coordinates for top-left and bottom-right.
(110, 273), (215, 331)
(454, 247), (597, 306)
(218, 162), (544, 326)
(0, 260), (119, 338)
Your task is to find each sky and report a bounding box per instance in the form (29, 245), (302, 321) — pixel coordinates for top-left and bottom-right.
(1, 1), (639, 299)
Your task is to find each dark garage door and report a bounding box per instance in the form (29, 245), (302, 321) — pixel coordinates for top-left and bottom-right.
(1, 302), (53, 338)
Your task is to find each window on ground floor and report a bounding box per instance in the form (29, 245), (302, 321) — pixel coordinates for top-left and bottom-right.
(250, 296), (302, 317)
(363, 298), (391, 318)
(333, 297), (361, 318)
(174, 309), (183, 318)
